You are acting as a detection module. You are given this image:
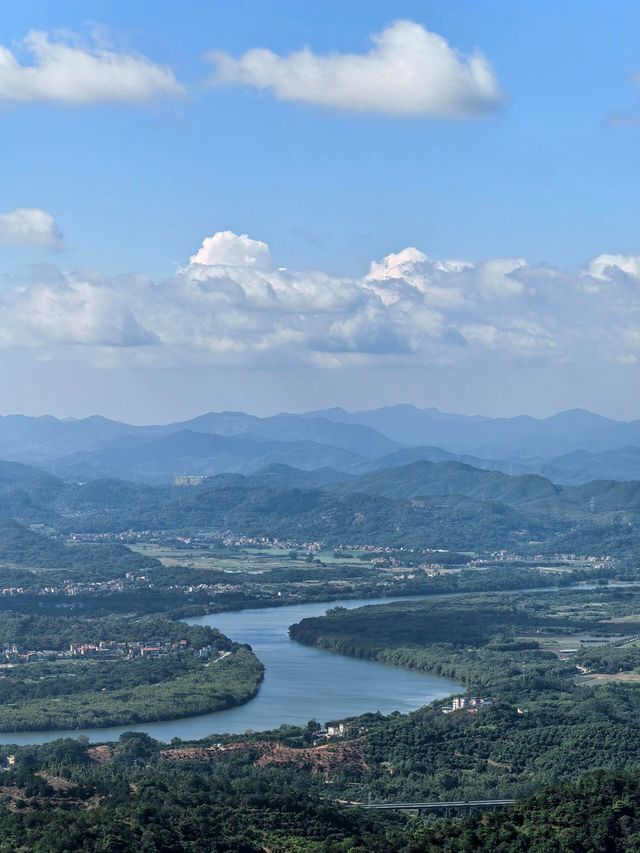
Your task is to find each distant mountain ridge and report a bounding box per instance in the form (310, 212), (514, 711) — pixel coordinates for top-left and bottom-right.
(0, 411), (397, 460)
(54, 430), (364, 484)
(303, 405), (640, 458)
(0, 411), (398, 482)
(2, 406), (640, 484)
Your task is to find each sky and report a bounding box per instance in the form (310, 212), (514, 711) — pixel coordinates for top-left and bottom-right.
(1, 0), (640, 423)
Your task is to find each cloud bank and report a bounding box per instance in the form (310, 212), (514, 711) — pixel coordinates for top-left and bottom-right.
(0, 208), (62, 248)
(208, 20), (505, 116)
(0, 31), (183, 104)
(1, 230), (639, 372)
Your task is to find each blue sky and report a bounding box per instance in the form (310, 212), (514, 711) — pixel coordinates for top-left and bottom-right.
(1, 1), (640, 421)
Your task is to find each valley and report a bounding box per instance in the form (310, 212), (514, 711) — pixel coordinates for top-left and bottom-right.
(1, 406), (640, 848)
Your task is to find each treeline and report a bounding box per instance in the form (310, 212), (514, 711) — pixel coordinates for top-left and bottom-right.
(0, 612), (226, 651)
(0, 656), (205, 703)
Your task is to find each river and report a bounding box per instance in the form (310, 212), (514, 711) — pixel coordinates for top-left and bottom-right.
(0, 595), (461, 745)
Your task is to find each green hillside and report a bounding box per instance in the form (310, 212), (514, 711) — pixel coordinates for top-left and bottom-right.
(0, 518), (158, 576)
(344, 459), (560, 504)
(3, 456), (640, 557)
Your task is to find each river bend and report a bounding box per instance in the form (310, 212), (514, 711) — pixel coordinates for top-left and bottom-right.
(0, 596), (461, 745)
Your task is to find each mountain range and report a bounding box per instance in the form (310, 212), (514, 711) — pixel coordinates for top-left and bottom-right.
(304, 405), (640, 458)
(1, 406), (640, 484)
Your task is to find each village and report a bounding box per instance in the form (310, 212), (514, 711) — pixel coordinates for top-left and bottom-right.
(1, 637), (220, 665)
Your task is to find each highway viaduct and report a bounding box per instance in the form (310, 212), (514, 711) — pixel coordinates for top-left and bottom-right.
(362, 798), (517, 817)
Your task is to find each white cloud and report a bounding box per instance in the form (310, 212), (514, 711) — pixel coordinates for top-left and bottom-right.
(461, 319), (558, 356)
(0, 30), (183, 104)
(0, 208), (62, 248)
(584, 253), (640, 283)
(0, 230), (638, 372)
(208, 20), (505, 117)
(478, 258), (529, 298)
(188, 231), (271, 269)
(0, 271), (155, 348)
(366, 248), (469, 307)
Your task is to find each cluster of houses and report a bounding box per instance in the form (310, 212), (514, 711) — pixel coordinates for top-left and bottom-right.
(0, 576), (249, 602)
(175, 582), (242, 595)
(2, 644), (67, 663)
(1, 637), (206, 664)
(470, 550), (614, 567)
(442, 696), (493, 714)
(0, 574), (140, 599)
(68, 530), (158, 542)
(68, 638), (190, 659)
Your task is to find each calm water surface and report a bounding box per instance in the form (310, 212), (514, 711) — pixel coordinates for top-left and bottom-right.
(0, 595), (461, 745)
(8, 582), (630, 745)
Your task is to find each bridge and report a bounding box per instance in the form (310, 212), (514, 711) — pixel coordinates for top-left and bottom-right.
(362, 798), (517, 817)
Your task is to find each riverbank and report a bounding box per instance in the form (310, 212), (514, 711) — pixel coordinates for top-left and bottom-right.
(0, 595), (461, 745)
(280, 588), (640, 802)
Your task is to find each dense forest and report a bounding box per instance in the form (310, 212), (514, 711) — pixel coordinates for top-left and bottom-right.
(0, 735), (637, 851)
(412, 771), (640, 851)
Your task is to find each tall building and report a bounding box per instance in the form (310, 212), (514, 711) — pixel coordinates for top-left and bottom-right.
(173, 475), (204, 486)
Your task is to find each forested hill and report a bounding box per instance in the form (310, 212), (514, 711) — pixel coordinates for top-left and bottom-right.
(0, 460), (65, 521)
(0, 519), (158, 576)
(3, 456), (640, 555)
(343, 459), (561, 504)
(343, 458), (640, 512)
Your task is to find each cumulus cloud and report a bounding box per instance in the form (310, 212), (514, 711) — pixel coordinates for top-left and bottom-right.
(0, 270), (155, 348)
(584, 253), (640, 283)
(208, 20), (505, 117)
(0, 229), (639, 371)
(188, 231), (271, 269)
(0, 30), (183, 104)
(0, 208), (62, 248)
